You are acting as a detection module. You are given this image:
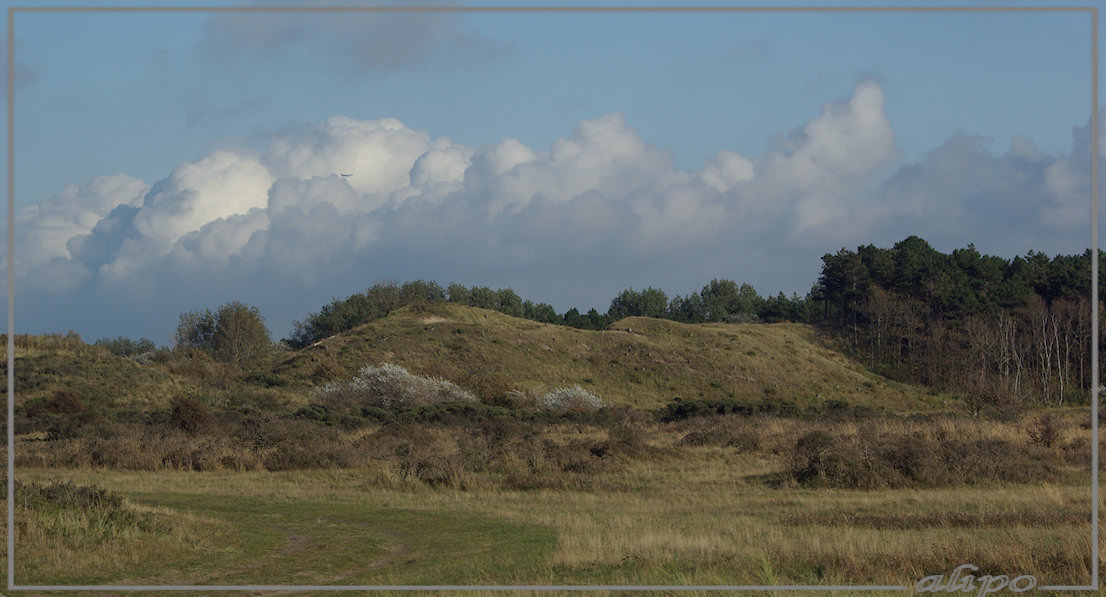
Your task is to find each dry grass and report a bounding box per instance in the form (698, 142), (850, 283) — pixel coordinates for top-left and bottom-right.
(9, 406), (1102, 587)
(274, 304), (948, 411)
(12, 465), (1096, 588)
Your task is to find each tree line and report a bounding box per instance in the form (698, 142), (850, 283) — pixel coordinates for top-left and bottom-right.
(284, 278), (815, 349)
(812, 235), (1104, 412)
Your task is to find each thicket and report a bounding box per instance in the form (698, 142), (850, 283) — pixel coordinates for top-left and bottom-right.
(787, 429), (1064, 489)
(20, 405), (1090, 492)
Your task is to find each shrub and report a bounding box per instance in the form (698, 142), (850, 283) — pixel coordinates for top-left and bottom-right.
(309, 359), (347, 384)
(540, 386), (604, 412)
(659, 397), (797, 422)
(168, 395), (210, 434)
(1026, 414), (1060, 448)
(93, 336), (158, 358)
(314, 363), (476, 410)
(790, 430), (850, 486)
(506, 386), (605, 413)
(42, 390), (86, 415)
(462, 370), (519, 406)
(725, 430), (761, 452)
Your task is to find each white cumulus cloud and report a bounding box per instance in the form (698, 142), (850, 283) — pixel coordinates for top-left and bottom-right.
(9, 80), (1096, 343)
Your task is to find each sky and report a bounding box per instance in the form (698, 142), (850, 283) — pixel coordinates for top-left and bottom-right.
(1, 0), (1100, 345)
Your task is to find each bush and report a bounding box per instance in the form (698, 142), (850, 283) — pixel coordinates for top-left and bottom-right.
(93, 336), (158, 359)
(1026, 414), (1060, 448)
(659, 397), (798, 422)
(789, 428), (1065, 489)
(540, 386), (604, 412)
(725, 430), (761, 452)
(34, 390), (86, 415)
(168, 395), (210, 434)
(314, 363), (477, 410)
(506, 386), (605, 413)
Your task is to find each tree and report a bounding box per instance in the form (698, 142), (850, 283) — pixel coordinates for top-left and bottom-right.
(733, 283), (764, 319)
(700, 279), (740, 321)
(401, 279), (445, 304)
(495, 288), (524, 318)
(639, 287), (669, 319)
(177, 302), (271, 368)
(668, 293), (704, 323)
(175, 308), (216, 352)
(609, 288), (648, 319)
(525, 301), (559, 323)
(364, 281), (402, 315)
(446, 282), (470, 304)
(212, 302), (272, 367)
(468, 286), (498, 310)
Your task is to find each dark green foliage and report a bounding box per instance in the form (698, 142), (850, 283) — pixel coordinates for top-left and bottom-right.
(607, 287), (668, 319)
(93, 336), (158, 358)
(294, 403), (333, 424)
(495, 288), (524, 318)
(658, 397), (799, 422)
(523, 301), (559, 323)
(813, 237), (1103, 410)
(401, 279), (446, 304)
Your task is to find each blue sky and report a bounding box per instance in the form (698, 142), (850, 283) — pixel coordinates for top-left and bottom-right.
(3, 1), (1101, 344)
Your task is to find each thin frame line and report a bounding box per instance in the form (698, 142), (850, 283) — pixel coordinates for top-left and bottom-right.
(1090, 3), (1100, 592)
(6, 5), (14, 594)
(6, 4), (1097, 592)
(13, 585), (912, 592)
(6, 5), (1100, 12)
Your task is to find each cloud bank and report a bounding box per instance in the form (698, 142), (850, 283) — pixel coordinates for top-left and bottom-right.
(10, 80), (1096, 342)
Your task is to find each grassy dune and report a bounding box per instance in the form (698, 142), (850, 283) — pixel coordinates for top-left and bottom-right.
(275, 303), (942, 411)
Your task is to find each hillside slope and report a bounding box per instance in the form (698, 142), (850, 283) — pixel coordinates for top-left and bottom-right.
(274, 303), (940, 411)
(5, 335), (299, 413)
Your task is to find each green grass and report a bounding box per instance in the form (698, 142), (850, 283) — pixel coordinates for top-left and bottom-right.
(8, 465), (1096, 591)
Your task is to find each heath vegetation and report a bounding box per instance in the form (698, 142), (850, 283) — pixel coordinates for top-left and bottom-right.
(4, 235), (1105, 588)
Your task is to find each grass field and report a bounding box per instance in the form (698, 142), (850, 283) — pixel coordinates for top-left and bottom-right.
(7, 411), (1101, 595)
(4, 313), (1103, 595)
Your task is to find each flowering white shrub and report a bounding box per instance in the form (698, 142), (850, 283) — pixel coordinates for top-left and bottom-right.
(541, 385), (604, 411)
(314, 363), (476, 410)
(506, 385), (604, 412)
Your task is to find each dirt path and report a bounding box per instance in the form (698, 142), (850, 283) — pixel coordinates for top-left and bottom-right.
(173, 524), (310, 586)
